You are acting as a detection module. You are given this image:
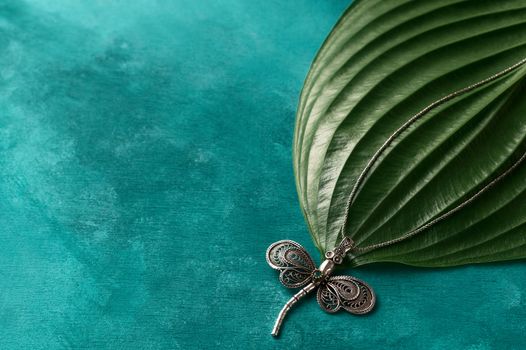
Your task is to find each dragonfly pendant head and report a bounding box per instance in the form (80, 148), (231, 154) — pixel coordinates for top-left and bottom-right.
(311, 259), (334, 284)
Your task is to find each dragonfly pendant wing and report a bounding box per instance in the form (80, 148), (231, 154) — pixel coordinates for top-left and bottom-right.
(266, 240), (316, 288)
(317, 276), (376, 314)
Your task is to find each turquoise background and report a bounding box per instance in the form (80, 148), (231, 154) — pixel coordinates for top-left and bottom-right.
(1, 0), (526, 349)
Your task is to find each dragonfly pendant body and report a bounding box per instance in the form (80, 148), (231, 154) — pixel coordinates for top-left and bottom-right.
(266, 238), (375, 336)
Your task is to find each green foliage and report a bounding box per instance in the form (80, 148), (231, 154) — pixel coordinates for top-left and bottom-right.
(294, 0), (526, 267)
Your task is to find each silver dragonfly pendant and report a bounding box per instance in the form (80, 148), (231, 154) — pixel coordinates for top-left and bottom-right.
(266, 237), (375, 336)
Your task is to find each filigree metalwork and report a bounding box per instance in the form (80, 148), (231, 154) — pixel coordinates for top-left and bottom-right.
(266, 239), (375, 336)
(324, 237), (355, 264)
(317, 276), (375, 314)
(266, 240), (316, 288)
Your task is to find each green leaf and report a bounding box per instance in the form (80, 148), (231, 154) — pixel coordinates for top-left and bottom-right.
(294, 0), (526, 267)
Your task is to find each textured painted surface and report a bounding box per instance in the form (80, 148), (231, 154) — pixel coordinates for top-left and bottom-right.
(0, 1), (525, 349)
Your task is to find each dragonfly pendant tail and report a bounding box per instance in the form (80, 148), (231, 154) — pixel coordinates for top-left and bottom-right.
(266, 239), (376, 336)
(271, 281), (317, 336)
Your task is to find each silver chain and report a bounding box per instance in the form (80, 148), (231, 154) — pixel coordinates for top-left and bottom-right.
(339, 57), (526, 254)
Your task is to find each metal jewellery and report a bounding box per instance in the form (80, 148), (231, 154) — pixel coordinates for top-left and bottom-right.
(266, 57), (526, 336)
(266, 238), (374, 336)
